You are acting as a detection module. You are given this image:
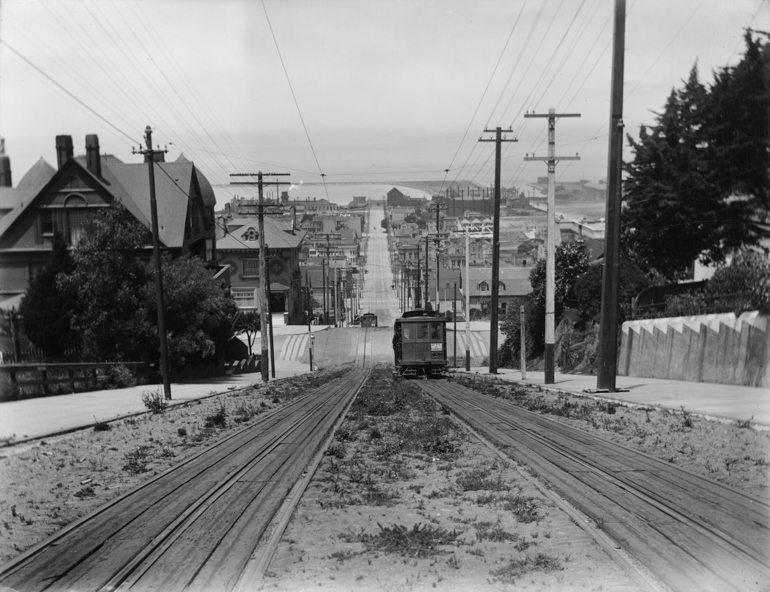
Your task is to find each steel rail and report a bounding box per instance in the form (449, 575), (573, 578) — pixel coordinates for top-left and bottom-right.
(0, 370), (367, 592)
(105, 378), (356, 591)
(420, 384), (669, 592)
(419, 380), (770, 592)
(0, 376), (347, 581)
(234, 337), (374, 589)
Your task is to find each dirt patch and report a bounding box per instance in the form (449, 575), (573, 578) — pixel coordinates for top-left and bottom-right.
(447, 373), (770, 498)
(0, 367), (348, 564)
(266, 368), (643, 591)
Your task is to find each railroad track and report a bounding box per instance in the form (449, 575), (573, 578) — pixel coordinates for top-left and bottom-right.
(0, 355), (372, 591)
(418, 379), (770, 592)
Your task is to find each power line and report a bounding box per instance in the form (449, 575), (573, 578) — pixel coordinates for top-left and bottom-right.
(440, 5), (525, 196)
(0, 39), (139, 146)
(261, 0), (329, 200)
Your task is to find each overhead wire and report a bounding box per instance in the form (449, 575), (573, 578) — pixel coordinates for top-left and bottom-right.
(0, 39), (140, 146)
(437, 1), (528, 198)
(126, 1), (256, 171)
(260, 0), (329, 199)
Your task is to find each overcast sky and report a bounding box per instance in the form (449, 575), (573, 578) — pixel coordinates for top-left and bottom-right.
(0, 0), (767, 203)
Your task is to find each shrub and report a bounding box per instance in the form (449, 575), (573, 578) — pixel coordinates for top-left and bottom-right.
(108, 364), (137, 389)
(204, 398), (227, 428)
(140, 389), (167, 414)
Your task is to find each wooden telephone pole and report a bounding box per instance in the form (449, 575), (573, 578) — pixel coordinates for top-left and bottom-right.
(479, 127), (516, 374)
(317, 233), (341, 325)
(597, 0), (627, 392)
(135, 126), (171, 400)
(230, 172), (289, 383)
(427, 203), (446, 310)
(524, 111), (580, 384)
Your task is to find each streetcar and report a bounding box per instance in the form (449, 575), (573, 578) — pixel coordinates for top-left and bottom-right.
(361, 313), (378, 328)
(392, 309), (447, 378)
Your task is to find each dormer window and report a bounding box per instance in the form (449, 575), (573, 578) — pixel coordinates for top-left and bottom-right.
(243, 228), (259, 242)
(478, 281), (489, 292)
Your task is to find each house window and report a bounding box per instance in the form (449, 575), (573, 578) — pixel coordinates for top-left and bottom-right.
(243, 228), (258, 242)
(242, 259), (260, 277)
(41, 210), (56, 238)
(67, 210), (89, 246)
(232, 287), (258, 309)
(478, 281), (489, 292)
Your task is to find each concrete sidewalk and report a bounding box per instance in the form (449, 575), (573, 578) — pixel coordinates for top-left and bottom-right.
(0, 358), (314, 444)
(452, 367), (770, 428)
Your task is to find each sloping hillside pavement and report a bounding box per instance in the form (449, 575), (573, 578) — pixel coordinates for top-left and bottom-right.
(1, 365), (767, 591)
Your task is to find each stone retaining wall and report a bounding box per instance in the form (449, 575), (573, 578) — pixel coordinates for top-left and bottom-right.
(618, 312), (769, 387)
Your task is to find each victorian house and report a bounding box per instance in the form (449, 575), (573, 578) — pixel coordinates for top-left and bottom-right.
(0, 135), (219, 311)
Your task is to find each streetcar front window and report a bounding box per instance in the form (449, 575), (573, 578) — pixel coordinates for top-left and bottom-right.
(416, 324), (430, 341)
(402, 325), (415, 340)
(430, 323), (442, 340)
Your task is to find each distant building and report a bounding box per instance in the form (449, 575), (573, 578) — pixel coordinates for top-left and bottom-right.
(216, 216), (307, 324)
(465, 267), (533, 316)
(386, 187), (425, 207)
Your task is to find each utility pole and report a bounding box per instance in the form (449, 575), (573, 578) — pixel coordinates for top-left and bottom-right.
(134, 126), (171, 400)
(416, 254), (422, 308)
(264, 244), (277, 379)
(597, 0), (626, 392)
(427, 203), (446, 310)
(423, 235), (431, 309)
(317, 233), (341, 324)
(230, 172), (290, 383)
(479, 127), (516, 374)
(465, 226), (471, 371)
(524, 111), (580, 384)
(453, 282), (457, 367)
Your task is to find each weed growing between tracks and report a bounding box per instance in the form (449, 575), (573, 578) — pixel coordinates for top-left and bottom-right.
(268, 365), (641, 590)
(447, 373), (770, 496)
(0, 366), (351, 564)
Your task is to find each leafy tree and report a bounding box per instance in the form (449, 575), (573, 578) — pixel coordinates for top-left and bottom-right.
(705, 249), (770, 313)
(58, 203), (153, 362)
(380, 218), (389, 230)
(19, 232), (77, 358)
(622, 33), (769, 280)
(232, 310), (261, 356)
(150, 254), (239, 366)
(500, 241), (590, 361)
(573, 259), (650, 324)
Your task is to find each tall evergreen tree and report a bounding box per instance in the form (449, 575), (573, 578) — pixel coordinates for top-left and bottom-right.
(19, 232), (77, 358)
(622, 32), (769, 280)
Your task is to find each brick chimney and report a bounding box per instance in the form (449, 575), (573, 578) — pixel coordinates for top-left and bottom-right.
(0, 137), (11, 187)
(56, 135), (73, 169)
(0, 155), (11, 187)
(85, 134), (101, 177)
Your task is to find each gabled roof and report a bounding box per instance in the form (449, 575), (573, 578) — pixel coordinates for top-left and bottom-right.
(466, 266), (532, 297)
(107, 161), (204, 248)
(16, 157), (56, 191)
(0, 188), (35, 214)
(217, 216), (306, 252)
(0, 153), (216, 249)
